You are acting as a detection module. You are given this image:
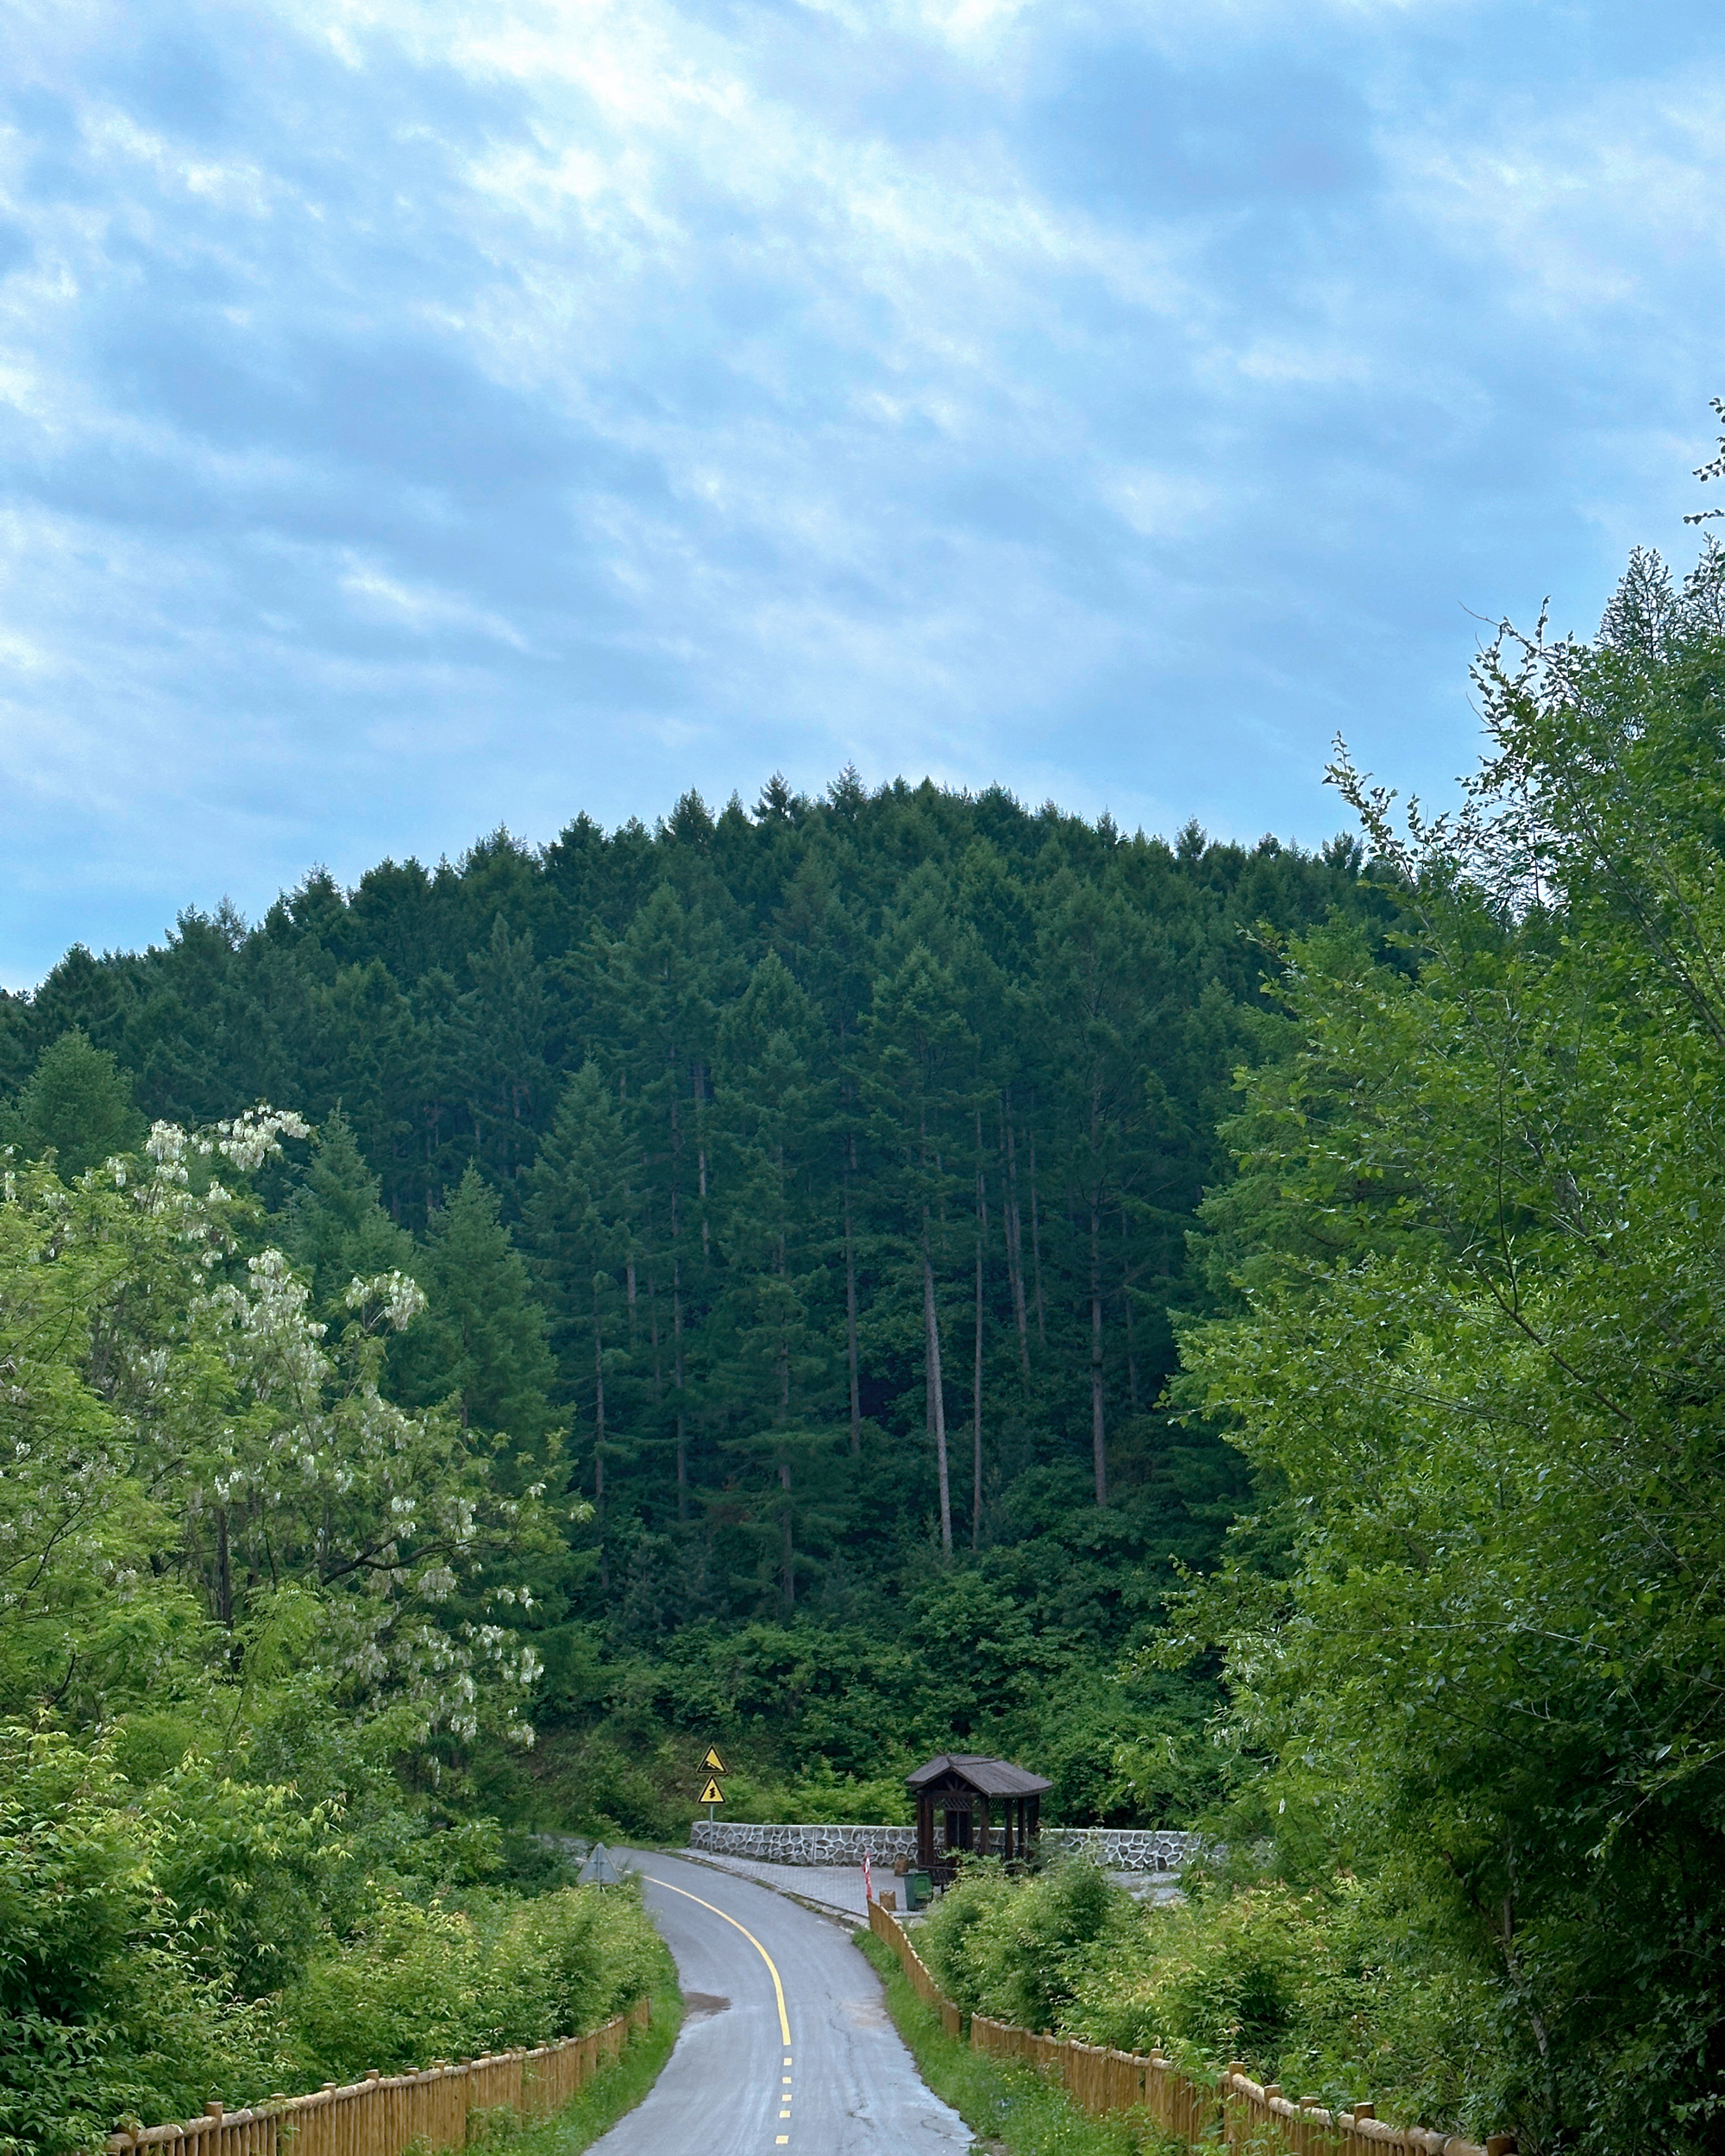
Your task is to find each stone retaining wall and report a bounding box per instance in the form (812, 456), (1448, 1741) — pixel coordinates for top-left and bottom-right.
(690, 1821), (918, 1865)
(1043, 1827), (1200, 1872)
(687, 1821), (1201, 1872)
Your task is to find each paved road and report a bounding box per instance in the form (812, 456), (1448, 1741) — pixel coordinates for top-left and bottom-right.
(591, 1850), (972, 2156)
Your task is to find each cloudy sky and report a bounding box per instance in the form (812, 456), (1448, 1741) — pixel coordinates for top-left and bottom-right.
(3, 0), (1724, 985)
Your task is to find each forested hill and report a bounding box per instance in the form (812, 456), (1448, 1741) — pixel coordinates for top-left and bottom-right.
(1, 775), (1391, 1827)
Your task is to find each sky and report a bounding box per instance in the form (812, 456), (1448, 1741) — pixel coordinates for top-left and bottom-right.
(4, 0), (1725, 988)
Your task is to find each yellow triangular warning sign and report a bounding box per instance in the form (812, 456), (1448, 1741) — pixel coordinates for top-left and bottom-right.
(699, 1778), (724, 1805)
(700, 1745), (728, 1775)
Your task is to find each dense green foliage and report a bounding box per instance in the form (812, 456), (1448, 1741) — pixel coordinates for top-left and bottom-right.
(1166, 538), (1725, 2153)
(0, 1112), (659, 2155)
(919, 1857), (1486, 2136)
(0, 783), (1386, 1825)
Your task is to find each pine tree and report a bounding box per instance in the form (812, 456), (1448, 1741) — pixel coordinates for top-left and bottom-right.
(523, 1062), (637, 1570)
(708, 953), (844, 1605)
(862, 946), (977, 1554)
(283, 1107), (417, 1324)
(2, 1030), (145, 1176)
(408, 1165), (559, 1487)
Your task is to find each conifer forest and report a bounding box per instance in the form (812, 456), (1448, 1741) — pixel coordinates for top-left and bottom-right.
(2, 777), (1383, 1814)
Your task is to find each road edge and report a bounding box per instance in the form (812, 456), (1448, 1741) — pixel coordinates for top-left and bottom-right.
(511, 1969), (685, 2155)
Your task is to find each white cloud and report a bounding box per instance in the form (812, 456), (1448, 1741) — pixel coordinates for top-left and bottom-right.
(3, 0), (1723, 987)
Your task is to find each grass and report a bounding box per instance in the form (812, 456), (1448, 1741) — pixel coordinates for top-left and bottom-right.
(474, 1964), (684, 2156)
(852, 1930), (1188, 2156)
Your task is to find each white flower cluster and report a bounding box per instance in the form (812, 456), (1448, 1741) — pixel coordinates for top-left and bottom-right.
(344, 1269), (428, 1331)
(147, 1121), (190, 1181)
(211, 1105), (311, 1174)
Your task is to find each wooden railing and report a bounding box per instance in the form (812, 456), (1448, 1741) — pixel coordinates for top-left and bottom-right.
(969, 2017), (1218, 2147)
(867, 1902), (1511, 2156)
(1218, 2068), (1514, 2156)
(105, 2000), (651, 2156)
(868, 1896), (960, 2036)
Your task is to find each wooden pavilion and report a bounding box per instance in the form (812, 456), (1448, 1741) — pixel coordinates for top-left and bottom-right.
(907, 1753), (1052, 1883)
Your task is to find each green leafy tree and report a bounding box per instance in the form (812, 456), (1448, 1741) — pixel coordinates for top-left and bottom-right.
(1176, 536), (1725, 2153)
(2, 1109), (549, 1746)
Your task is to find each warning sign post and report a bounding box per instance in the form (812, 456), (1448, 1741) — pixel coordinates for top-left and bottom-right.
(697, 1745), (729, 1821)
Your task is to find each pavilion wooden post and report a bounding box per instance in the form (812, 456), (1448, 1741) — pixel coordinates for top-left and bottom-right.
(906, 1755), (1053, 1885)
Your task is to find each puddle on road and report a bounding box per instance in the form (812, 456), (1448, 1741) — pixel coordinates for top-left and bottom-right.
(682, 1992), (731, 2021)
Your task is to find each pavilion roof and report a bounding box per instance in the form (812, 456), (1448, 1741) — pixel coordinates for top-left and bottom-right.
(906, 1752), (1052, 1798)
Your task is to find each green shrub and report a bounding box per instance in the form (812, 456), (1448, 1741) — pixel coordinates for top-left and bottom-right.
(921, 1857), (1496, 2134)
(920, 1856), (1127, 2031)
(1069, 1880), (1362, 2065)
(0, 1725), (291, 2156)
(282, 1881), (662, 2084)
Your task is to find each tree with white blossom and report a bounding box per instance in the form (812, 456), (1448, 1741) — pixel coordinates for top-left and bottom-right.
(1, 1105), (561, 1750)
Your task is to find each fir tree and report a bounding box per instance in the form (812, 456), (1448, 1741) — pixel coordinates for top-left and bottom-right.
(410, 1165), (559, 1485)
(2, 1030), (144, 1176)
(282, 1107), (417, 1324)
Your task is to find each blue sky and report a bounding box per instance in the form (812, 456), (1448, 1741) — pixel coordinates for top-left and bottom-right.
(4, 0), (1725, 987)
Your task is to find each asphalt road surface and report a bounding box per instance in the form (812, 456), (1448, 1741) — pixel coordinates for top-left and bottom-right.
(590, 1851), (973, 2155)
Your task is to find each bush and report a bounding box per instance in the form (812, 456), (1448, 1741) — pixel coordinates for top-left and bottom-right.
(919, 1856), (1126, 2031)
(0, 1718), (667, 2153)
(282, 1881), (662, 2084)
(0, 1725), (291, 2156)
(922, 1857), (1495, 2135)
(1069, 1880), (1362, 2066)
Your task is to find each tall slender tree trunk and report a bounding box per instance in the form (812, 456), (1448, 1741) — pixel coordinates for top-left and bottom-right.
(671, 1073), (690, 1517)
(1001, 1106), (1032, 1376)
(973, 1121), (988, 1551)
(1028, 1125), (1047, 1344)
(673, 1250), (688, 1522)
(1088, 1202), (1107, 1507)
(923, 1211), (953, 1554)
(844, 1133), (862, 1456)
(694, 1060), (712, 1261)
(1121, 1206), (1138, 1413)
(779, 1461), (794, 1607)
(620, 1076), (639, 1340)
(593, 1275), (610, 1589)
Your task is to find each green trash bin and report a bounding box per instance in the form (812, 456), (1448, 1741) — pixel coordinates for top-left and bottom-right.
(905, 1870), (934, 1911)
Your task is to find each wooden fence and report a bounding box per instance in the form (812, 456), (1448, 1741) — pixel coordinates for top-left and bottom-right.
(868, 1902), (1511, 2156)
(105, 2000), (651, 2156)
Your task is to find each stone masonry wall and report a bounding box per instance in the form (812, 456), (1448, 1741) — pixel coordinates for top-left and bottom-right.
(689, 1821), (917, 1866)
(687, 1820), (1201, 1872)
